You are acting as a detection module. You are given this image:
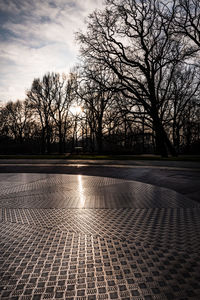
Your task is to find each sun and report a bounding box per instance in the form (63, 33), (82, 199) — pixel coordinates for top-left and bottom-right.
(70, 105), (83, 115)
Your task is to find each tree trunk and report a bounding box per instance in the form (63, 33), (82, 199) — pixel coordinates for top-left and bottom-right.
(46, 132), (51, 154)
(96, 133), (103, 153)
(163, 129), (177, 157)
(59, 138), (63, 154)
(58, 124), (63, 154)
(185, 122), (191, 154)
(90, 131), (95, 152)
(96, 125), (103, 153)
(153, 123), (168, 157)
(41, 128), (45, 154)
(153, 118), (177, 157)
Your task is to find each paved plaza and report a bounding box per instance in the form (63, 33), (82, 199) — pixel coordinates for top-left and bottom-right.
(0, 161), (200, 299)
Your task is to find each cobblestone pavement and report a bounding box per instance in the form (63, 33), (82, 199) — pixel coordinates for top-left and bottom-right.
(0, 173), (200, 300)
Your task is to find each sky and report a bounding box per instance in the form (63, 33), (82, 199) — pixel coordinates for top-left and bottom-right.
(0, 0), (104, 104)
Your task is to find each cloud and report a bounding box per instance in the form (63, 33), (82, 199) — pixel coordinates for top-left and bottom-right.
(0, 0), (104, 102)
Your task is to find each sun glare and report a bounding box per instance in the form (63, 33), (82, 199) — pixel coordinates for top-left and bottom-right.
(78, 175), (85, 208)
(70, 105), (82, 115)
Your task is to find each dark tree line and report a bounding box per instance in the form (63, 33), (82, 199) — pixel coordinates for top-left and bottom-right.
(0, 0), (200, 156)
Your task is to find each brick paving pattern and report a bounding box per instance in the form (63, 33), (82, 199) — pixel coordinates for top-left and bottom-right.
(0, 173), (200, 299)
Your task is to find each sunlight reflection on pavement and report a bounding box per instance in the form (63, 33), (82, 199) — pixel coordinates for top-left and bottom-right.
(0, 172), (200, 299)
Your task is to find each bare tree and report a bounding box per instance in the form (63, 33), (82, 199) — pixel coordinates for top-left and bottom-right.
(26, 74), (55, 153)
(0, 100), (30, 144)
(26, 72), (75, 153)
(77, 0), (197, 156)
(164, 65), (200, 153)
(49, 73), (75, 153)
(172, 0), (200, 48)
(77, 65), (116, 153)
